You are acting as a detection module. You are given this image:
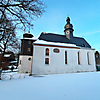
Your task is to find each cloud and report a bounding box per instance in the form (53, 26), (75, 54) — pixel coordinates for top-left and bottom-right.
(79, 31), (100, 36)
(81, 31), (100, 36)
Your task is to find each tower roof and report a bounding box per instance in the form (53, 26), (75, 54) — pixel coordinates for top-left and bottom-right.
(66, 17), (70, 24)
(64, 16), (74, 32)
(23, 32), (33, 38)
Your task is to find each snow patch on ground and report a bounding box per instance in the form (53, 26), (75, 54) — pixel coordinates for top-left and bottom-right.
(1, 72), (30, 80)
(0, 72), (100, 100)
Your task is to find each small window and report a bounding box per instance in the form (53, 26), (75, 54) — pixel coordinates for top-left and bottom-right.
(46, 48), (49, 56)
(28, 41), (31, 44)
(20, 60), (21, 65)
(28, 48), (31, 52)
(82, 44), (85, 47)
(78, 51), (81, 65)
(45, 58), (49, 65)
(53, 48), (60, 53)
(87, 52), (91, 65)
(65, 51), (67, 64)
(28, 58), (31, 61)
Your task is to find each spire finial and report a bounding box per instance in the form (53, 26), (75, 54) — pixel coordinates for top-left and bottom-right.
(67, 13), (69, 17)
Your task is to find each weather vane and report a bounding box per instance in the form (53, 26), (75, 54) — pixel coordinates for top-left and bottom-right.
(67, 13), (69, 17)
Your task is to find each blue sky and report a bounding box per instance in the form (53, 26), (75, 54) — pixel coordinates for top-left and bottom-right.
(26, 0), (100, 51)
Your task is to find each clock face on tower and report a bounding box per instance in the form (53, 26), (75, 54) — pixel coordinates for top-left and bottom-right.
(65, 30), (70, 39)
(66, 31), (69, 35)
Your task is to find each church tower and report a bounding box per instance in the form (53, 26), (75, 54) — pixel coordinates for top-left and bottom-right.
(21, 32), (34, 56)
(19, 32), (37, 73)
(64, 16), (74, 39)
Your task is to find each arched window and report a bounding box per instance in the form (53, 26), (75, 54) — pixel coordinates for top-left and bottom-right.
(65, 51), (67, 64)
(87, 52), (91, 65)
(78, 51), (81, 65)
(46, 48), (49, 56)
(45, 58), (49, 65)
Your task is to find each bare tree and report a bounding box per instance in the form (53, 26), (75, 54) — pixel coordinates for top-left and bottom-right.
(0, 17), (20, 69)
(0, 0), (46, 69)
(0, 0), (46, 31)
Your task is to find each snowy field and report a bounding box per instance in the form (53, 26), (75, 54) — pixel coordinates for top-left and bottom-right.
(0, 72), (100, 100)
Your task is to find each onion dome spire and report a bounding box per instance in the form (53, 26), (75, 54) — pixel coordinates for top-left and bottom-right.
(66, 17), (70, 24)
(66, 13), (70, 24)
(64, 14), (74, 39)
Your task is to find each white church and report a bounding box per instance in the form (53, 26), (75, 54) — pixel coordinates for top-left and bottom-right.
(18, 16), (96, 75)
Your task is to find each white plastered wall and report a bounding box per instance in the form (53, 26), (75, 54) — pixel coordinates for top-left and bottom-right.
(18, 55), (32, 73)
(32, 45), (96, 75)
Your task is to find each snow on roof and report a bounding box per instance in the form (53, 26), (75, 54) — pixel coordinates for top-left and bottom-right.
(4, 54), (11, 57)
(34, 39), (77, 47)
(39, 32), (91, 48)
(23, 36), (38, 40)
(10, 61), (17, 63)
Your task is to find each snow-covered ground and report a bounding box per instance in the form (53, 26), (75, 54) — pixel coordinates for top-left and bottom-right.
(0, 72), (100, 100)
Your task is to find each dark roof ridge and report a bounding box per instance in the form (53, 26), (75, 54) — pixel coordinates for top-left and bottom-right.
(41, 32), (65, 36)
(39, 32), (91, 48)
(41, 32), (86, 39)
(73, 36), (84, 39)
